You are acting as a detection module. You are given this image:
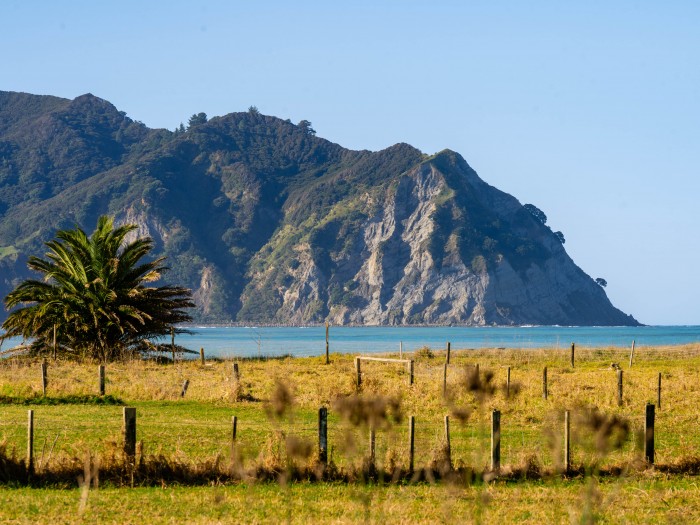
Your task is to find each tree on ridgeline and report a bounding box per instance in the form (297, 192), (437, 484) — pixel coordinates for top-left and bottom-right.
(298, 120), (316, 135)
(524, 203), (547, 225)
(0, 216), (193, 361)
(187, 112), (207, 129)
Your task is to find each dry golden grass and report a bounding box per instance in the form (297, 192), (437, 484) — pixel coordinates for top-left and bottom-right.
(1, 343), (700, 482)
(2, 343), (700, 522)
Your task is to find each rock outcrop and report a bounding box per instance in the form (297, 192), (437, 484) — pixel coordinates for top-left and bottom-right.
(242, 151), (635, 326)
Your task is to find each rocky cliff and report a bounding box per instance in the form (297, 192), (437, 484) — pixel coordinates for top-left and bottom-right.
(0, 91), (638, 326)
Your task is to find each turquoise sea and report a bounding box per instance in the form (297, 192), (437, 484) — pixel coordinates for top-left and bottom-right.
(134, 325), (700, 358)
(3, 326), (699, 359)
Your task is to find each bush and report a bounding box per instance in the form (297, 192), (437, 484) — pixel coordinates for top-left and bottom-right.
(415, 346), (435, 359)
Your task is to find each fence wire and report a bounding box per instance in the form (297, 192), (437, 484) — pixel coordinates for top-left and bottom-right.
(3, 404), (699, 474)
(2, 350), (700, 474)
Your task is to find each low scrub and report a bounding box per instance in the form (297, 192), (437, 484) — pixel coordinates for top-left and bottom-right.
(0, 395), (123, 406)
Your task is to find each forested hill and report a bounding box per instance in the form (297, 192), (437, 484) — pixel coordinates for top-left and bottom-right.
(0, 91), (639, 326)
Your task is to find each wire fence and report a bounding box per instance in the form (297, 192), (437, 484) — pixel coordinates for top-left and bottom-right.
(2, 345), (700, 477)
(2, 401), (698, 476)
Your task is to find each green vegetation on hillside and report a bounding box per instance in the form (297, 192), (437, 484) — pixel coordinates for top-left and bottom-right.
(0, 245), (17, 260)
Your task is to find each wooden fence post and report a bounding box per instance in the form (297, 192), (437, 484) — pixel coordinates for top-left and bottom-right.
(442, 363), (448, 397)
(564, 410), (570, 472)
(543, 367), (548, 400)
(491, 410), (501, 471)
(408, 360), (414, 386)
(231, 415), (238, 461)
(233, 363), (240, 382)
(319, 407), (328, 465)
(171, 327), (175, 364)
(369, 426), (376, 465)
(27, 409), (34, 475)
(98, 364), (105, 396)
(399, 341), (403, 359)
(657, 373), (662, 410)
(506, 366), (511, 397)
(52, 324), (57, 361)
(629, 340), (635, 368)
(41, 360), (47, 397)
(123, 407), (136, 458)
(408, 415), (415, 474)
(325, 322), (330, 365)
(645, 403), (655, 464)
(570, 343), (575, 368)
(200, 348), (205, 365)
(181, 379), (190, 398)
(444, 415), (451, 467)
(355, 357), (362, 387)
(617, 369), (623, 406)
(446, 342), (451, 365)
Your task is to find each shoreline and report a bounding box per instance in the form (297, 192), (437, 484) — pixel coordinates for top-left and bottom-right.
(4, 326), (699, 357)
(181, 322), (656, 328)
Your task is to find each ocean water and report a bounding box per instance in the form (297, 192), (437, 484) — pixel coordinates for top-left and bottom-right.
(3, 326), (699, 359)
(158, 325), (700, 358)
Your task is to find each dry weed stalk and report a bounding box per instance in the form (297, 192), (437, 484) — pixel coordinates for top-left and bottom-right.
(573, 407), (630, 461)
(266, 379), (294, 420)
(332, 393), (403, 430)
(77, 451), (99, 514)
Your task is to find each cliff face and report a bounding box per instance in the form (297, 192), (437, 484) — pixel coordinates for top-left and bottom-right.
(0, 91), (638, 326)
(242, 151), (634, 326)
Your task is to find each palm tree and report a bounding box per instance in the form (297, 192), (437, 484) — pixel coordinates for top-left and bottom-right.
(1, 216), (193, 361)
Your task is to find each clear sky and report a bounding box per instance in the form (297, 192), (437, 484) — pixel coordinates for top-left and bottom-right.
(2, 1), (699, 325)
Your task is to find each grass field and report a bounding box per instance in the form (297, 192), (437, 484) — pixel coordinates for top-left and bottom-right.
(3, 477), (700, 524)
(2, 343), (700, 522)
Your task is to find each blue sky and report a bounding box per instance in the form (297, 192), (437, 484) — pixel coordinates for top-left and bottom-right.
(2, 0), (699, 325)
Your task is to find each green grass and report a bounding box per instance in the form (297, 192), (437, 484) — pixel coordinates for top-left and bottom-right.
(2, 344), (700, 521)
(2, 346), (700, 471)
(2, 477), (700, 524)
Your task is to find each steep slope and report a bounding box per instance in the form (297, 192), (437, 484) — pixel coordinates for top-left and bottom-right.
(242, 149), (634, 325)
(0, 91), (639, 326)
